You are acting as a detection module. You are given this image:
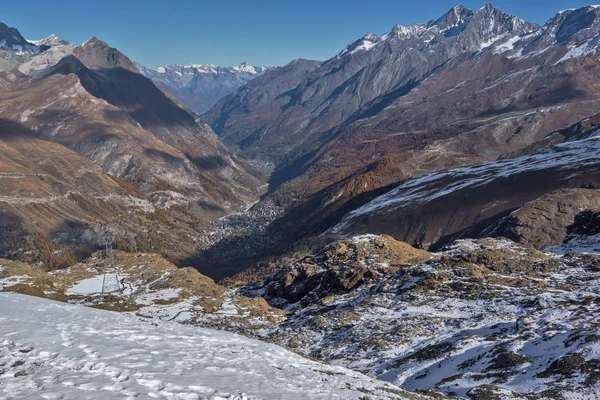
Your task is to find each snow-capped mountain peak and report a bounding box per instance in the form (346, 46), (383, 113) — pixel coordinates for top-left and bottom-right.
(146, 62), (267, 76)
(514, 5), (600, 60)
(190, 63), (219, 74)
(362, 32), (381, 42)
(384, 24), (428, 40)
(552, 6), (600, 45)
(434, 3), (474, 35)
(337, 3), (538, 58)
(233, 61), (262, 74)
(29, 34), (68, 48)
(337, 33), (383, 56)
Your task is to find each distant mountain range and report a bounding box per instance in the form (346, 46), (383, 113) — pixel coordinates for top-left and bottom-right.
(202, 3), (600, 248)
(135, 62), (270, 114)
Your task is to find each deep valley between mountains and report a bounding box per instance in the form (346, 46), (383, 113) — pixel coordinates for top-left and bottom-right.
(1, 2), (600, 399)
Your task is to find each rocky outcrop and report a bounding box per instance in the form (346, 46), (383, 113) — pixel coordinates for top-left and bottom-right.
(569, 210), (600, 236)
(545, 209), (600, 254)
(242, 234), (431, 307)
(486, 188), (600, 249)
(240, 236), (600, 399)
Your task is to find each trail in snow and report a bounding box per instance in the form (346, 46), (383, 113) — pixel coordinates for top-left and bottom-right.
(0, 293), (407, 400)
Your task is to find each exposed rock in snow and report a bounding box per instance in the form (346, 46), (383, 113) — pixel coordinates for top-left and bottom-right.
(4, 233), (600, 398)
(242, 236), (600, 399)
(547, 210), (600, 255)
(0, 22), (39, 55)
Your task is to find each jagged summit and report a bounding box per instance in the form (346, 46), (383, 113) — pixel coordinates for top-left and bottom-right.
(516, 5), (600, 58)
(480, 1), (496, 10)
(233, 61), (263, 73)
(145, 61), (268, 76)
(337, 3), (538, 57)
(434, 3), (474, 35)
(384, 24), (428, 40)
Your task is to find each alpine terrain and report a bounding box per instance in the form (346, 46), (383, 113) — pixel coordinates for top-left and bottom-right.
(1, 2), (600, 399)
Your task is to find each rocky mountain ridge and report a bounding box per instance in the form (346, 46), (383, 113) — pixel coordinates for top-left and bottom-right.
(329, 120), (600, 249)
(0, 26), (265, 268)
(204, 3), (540, 163)
(0, 21), (39, 54)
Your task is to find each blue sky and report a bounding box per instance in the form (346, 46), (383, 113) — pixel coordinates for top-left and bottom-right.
(2, 0), (593, 67)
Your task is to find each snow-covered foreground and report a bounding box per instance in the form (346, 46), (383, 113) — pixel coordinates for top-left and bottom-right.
(0, 293), (411, 400)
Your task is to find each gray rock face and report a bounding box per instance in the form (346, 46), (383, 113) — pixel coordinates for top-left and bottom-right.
(136, 62), (270, 114)
(508, 6), (600, 57)
(202, 58), (322, 161)
(204, 3), (539, 163)
(0, 22), (38, 54)
(74, 37), (139, 73)
(0, 22), (43, 71)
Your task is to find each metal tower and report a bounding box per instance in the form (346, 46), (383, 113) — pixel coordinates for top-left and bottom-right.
(100, 234), (122, 294)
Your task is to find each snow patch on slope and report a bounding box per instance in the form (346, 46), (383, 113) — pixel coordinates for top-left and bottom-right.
(331, 133), (600, 235)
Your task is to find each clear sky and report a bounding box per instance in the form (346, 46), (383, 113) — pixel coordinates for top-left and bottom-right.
(2, 0), (593, 68)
